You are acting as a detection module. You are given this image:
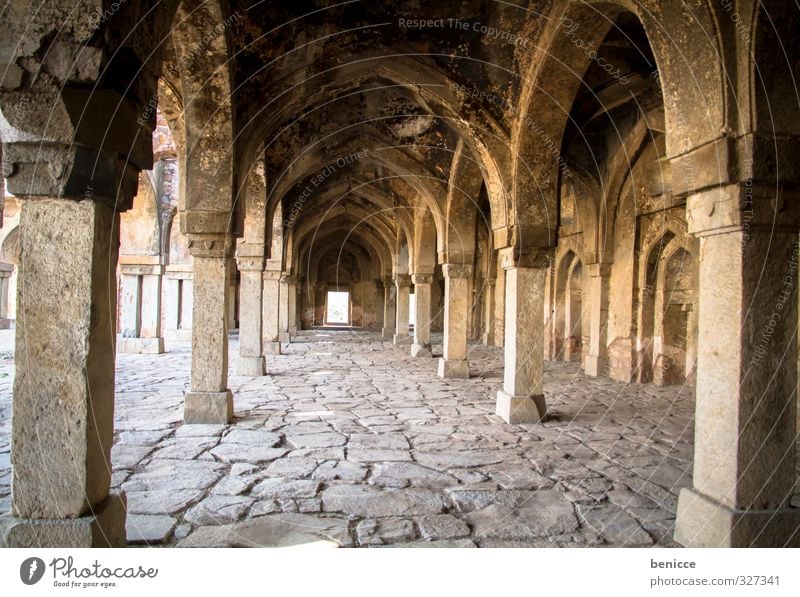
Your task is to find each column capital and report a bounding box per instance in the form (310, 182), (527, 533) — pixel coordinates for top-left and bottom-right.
(187, 234), (234, 259)
(585, 263), (612, 278)
(394, 273), (412, 287)
(441, 264), (473, 278)
(235, 241), (265, 272)
(263, 269), (282, 281)
(498, 246), (552, 270)
(411, 273), (433, 285)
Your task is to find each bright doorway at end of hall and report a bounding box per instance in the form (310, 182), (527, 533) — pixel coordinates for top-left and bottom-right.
(325, 290), (350, 325)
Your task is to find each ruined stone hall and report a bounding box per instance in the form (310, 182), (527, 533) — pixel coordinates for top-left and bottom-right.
(0, 0), (799, 548)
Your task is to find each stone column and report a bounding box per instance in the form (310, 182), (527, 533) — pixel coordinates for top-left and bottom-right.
(0, 263), (13, 329)
(374, 278), (385, 331)
(183, 235), (234, 424)
(381, 275), (396, 339)
(495, 256), (548, 424)
(117, 261), (165, 354)
(671, 161), (800, 545)
(393, 274), (412, 345)
(279, 275), (293, 343)
(492, 264), (506, 347)
(583, 262), (610, 377)
(2, 199), (126, 547)
(288, 277), (299, 335)
(262, 267), (282, 355)
(411, 273), (433, 357)
(438, 264), (472, 378)
(235, 244), (266, 376)
(482, 277), (496, 345)
(163, 265), (193, 342)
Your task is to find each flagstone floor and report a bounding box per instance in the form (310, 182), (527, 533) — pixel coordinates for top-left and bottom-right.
(0, 328), (711, 547)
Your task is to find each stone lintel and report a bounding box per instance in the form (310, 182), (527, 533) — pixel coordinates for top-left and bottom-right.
(495, 390), (546, 424)
(675, 488), (800, 547)
(184, 390), (233, 424)
(441, 264), (473, 278)
(0, 492), (127, 548)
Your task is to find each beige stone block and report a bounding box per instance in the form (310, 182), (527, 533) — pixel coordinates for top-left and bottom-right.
(184, 390), (233, 424)
(437, 358), (469, 379)
(495, 390), (546, 424)
(237, 356), (266, 377)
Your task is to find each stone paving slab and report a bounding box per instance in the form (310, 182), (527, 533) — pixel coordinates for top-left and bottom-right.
(2, 328), (790, 547)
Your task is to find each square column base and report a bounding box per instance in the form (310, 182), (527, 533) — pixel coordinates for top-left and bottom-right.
(263, 341), (282, 355)
(381, 327), (395, 339)
(411, 343), (432, 357)
(495, 390), (546, 424)
(117, 336), (165, 354)
(674, 487), (800, 547)
(184, 390), (233, 424)
(237, 355), (266, 377)
(437, 358), (469, 379)
(393, 333), (412, 345)
(0, 492), (127, 548)
(583, 354), (608, 377)
(279, 332), (292, 343)
(165, 328), (192, 342)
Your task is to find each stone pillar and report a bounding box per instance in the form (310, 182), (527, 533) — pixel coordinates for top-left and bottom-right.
(0, 263), (13, 329)
(374, 278), (385, 331)
(671, 163), (800, 546)
(164, 265), (193, 342)
(495, 258), (548, 424)
(381, 275), (396, 339)
(438, 264), (472, 378)
(183, 235), (233, 424)
(262, 268), (282, 355)
(2, 200), (126, 547)
(411, 273), (433, 357)
(583, 262), (610, 377)
(393, 274), (412, 345)
(482, 277), (496, 345)
(117, 261), (165, 354)
(235, 244), (266, 376)
(492, 264), (506, 347)
(279, 275), (293, 343)
(288, 277), (299, 335)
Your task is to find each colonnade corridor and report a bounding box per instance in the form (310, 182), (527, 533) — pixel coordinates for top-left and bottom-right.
(0, 329), (716, 547)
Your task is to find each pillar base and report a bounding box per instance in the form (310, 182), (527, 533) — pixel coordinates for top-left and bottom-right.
(583, 354), (608, 377)
(0, 492), (127, 548)
(263, 341), (282, 355)
(184, 390), (233, 424)
(411, 343), (432, 357)
(237, 355), (266, 377)
(279, 332), (292, 343)
(674, 487), (800, 547)
(437, 358), (469, 379)
(393, 333), (412, 345)
(381, 327), (395, 339)
(495, 390), (546, 424)
(165, 329), (192, 342)
(117, 336), (165, 354)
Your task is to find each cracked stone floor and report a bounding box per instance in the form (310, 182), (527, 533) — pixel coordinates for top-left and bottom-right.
(0, 328), (714, 547)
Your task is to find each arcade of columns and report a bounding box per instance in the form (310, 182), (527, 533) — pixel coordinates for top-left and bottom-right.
(0, 0), (798, 548)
